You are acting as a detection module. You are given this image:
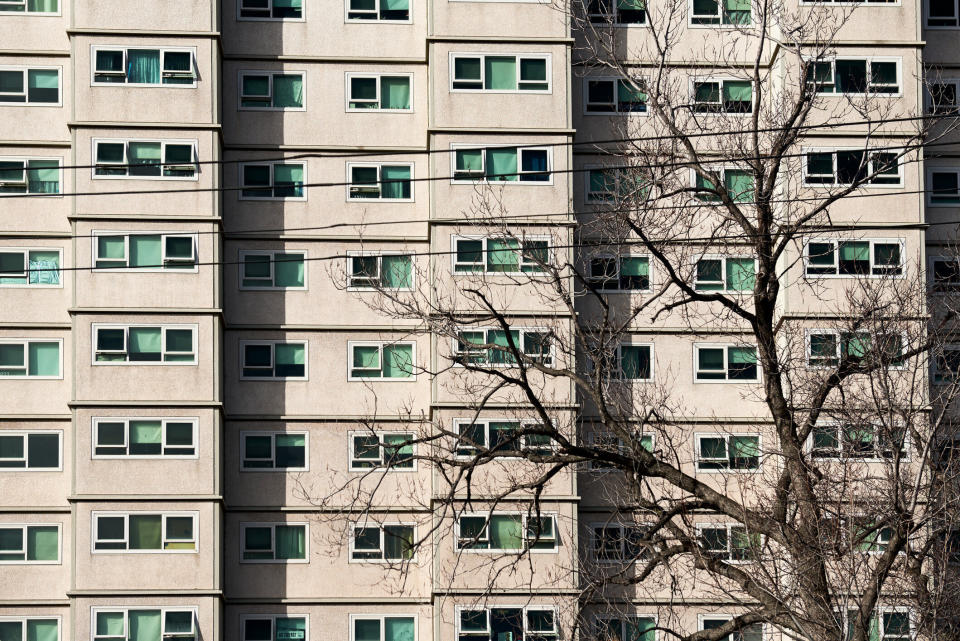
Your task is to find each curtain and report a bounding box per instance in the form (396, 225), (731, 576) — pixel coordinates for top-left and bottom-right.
(731, 435), (760, 457)
(129, 328), (162, 361)
(129, 235), (162, 269)
(382, 344), (413, 378)
(620, 345), (650, 379)
(486, 238), (519, 272)
(484, 56), (516, 90)
(724, 0), (750, 22)
(26, 160), (59, 194)
(27, 526), (58, 561)
(274, 343), (305, 377)
(618, 79), (646, 106)
(847, 614), (880, 641)
(127, 50), (161, 84)
(273, 163), (304, 198)
(488, 330), (519, 364)
(724, 169), (754, 202)
(487, 148), (518, 181)
(382, 433), (413, 466)
(128, 611), (161, 641)
(729, 347), (757, 364)
(26, 69), (58, 103)
(275, 525), (305, 559)
(273, 253), (304, 288)
(276, 433), (306, 468)
(131, 420), (162, 456)
(97, 237), (125, 267)
(456, 149), (483, 173)
(385, 618), (415, 641)
(840, 241), (869, 261)
(26, 0), (58, 11)
(618, 0), (644, 8)
(129, 515), (162, 549)
(26, 251), (57, 285)
(277, 619), (307, 641)
(355, 620), (381, 641)
(27, 342), (59, 377)
(844, 333), (871, 359)
(26, 620), (59, 641)
(381, 76), (410, 109)
(128, 142), (162, 176)
(381, 255), (412, 289)
(96, 613), (125, 637)
(272, 74), (303, 108)
(722, 80), (752, 103)
(383, 0), (408, 9)
(726, 257), (755, 291)
(620, 257), (648, 277)
(489, 515), (523, 549)
(352, 345), (381, 376)
(380, 165), (411, 199)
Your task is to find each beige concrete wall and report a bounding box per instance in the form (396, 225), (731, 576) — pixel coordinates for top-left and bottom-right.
(223, 604), (433, 641)
(0, 54), (70, 142)
(72, 0), (216, 32)
(1, 8), (68, 52)
(0, 420), (69, 507)
(0, 328), (69, 415)
(0, 239), (70, 325)
(73, 597), (219, 641)
(0, 512), (69, 601)
(0, 144), (71, 233)
(432, 0), (567, 39)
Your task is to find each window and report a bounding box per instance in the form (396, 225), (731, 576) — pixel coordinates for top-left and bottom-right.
(0, 157), (60, 194)
(349, 432), (414, 470)
(451, 54), (550, 92)
(93, 233), (196, 271)
(242, 616), (308, 641)
(694, 256), (755, 291)
(452, 146), (550, 183)
(239, 251), (306, 289)
(587, 0), (646, 24)
(241, 341), (307, 380)
(801, 0), (896, 3)
(352, 616), (415, 641)
(929, 169), (960, 205)
(457, 607), (557, 641)
(349, 342), (415, 380)
(0, 340), (60, 378)
(239, 71), (304, 109)
(810, 423), (908, 460)
(93, 512), (196, 552)
(347, 0), (410, 21)
(587, 255), (650, 291)
(452, 237), (550, 273)
(699, 526), (762, 563)
(240, 0), (302, 19)
(691, 0), (751, 24)
(931, 257), (960, 290)
(0, 618), (59, 641)
(0, 524), (58, 562)
(585, 78), (646, 113)
(93, 325), (196, 365)
(694, 344), (758, 381)
(241, 522), (307, 561)
(0, 248), (60, 286)
(0, 431), (60, 469)
(700, 616), (762, 641)
(692, 79), (753, 113)
(804, 150), (901, 186)
(607, 344), (653, 380)
(806, 330), (905, 369)
(456, 514), (558, 551)
(841, 516), (894, 553)
(240, 162), (305, 200)
(0, 0), (58, 13)
(804, 239), (903, 277)
(936, 346), (960, 383)
(347, 163), (413, 200)
(929, 80), (959, 115)
(585, 168), (648, 202)
(453, 419), (553, 457)
(350, 524), (415, 560)
(242, 432), (307, 470)
(347, 254), (413, 290)
(0, 67), (60, 104)
(693, 168), (755, 202)
(928, 0), (960, 27)
(92, 48), (195, 86)
(347, 74), (412, 111)
(94, 140), (197, 179)
(696, 434), (761, 471)
(588, 432), (654, 468)
(592, 524), (650, 562)
(92, 608), (196, 641)
(845, 610), (911, 641)
(805, 58), (900, 94)
(453, 328), (552, 366)
(93, 418), (196, 458)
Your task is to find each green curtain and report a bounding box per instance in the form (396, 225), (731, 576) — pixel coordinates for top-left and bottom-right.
(355, 620), (381, 641)
(28, 342), (59, 376)
(26, 69), (59, 103)
(28, 251), (60, 285)
(129, 327), (162, 360)
(618, 79), (646, 104)
(484, 57), (516, 90)
(26, 620), (58, 641)
(272, 74), (303, 108)
(98, 236), (125, 266)
(486, 238), (519, 272)
(26, 0), (59, 11)
(456, 149), (483, 173)
(383, 344), (413, 378)
(274, 343), (305, 377)
(130, 515), (162, 549)
(723, 80), (752, 102)
(129, 235), (162, 268)
(840, 242), (869, 261)
(96, 613), (125, 637)
(724, 170), (754, 202)
(620, 345), (649, 379)
(489, 330), (519, 364)
(627, 618), (655, 641)
(274, 253), (304, 287)
(381, 255), (412, 289)
(621, 257), (648, 276)
(729, 346), (757, 364)
(353, 345), (381, 375)
(383, 433), (413, 467)
(128, 142), (162, 175)
(731, 435), (759, 457)
(275, 525), (306, 559)
(276, 433), (306, 468)
(381, 165), (411, 199)
(844, 333), (871, 358)
(276, 618), (307, 641)
(383, 0), (408, 9)
(127, 50), (161, 84)
(129, 611), (161, 641)
(618, 0), (645, 7)
(726, 258), (755, 291)
(381, 76), (411, 109)
(847, 613), (880, 641)
(639, 434), (653, 452)
(27, 526), (58, 561)
(273, 164), (304, 196)
(385, 618), (415, 641)
(489, 515), (523, 549)
(131, 421), (162, 455)
(487, 148), (518, 181)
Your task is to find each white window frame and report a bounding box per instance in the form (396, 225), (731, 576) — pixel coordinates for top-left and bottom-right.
(697, 615), (765, 638)
(585, 0), (649, 24)
(91, 511), (198, 554)
(90, 47), (197, 88)
(927, 167), (960, 206)
(345, 162), (415, 201)
(450, 235), (552, 274)
(239, 340), (309, 381)
(238, 250), (308, 291)
(0, 339), (62, 379)
(927, 0), (960, 27)
(91, 607), (198, 641)
(345, 252), (415, 291)
(687, 0), (754, 26)
(804, 328), (908, 371)
(0, 0), (61, 13)
(803, 238), (906, 278)
(692, 254), (757, 292)
(585, 252), (653, 292)
(345, 72), (414, 112)
(590, 522), (653, 563)
(348, 522), (418, 562)
(237, 69), (307, 111)
(582, 77), (649, 114)
(694, 432), (763, 473)
(696, 524), (764, 563)
(450, 144), (553, 185)
(0, 618), (62, 641)
(0, 523), (60, 564)
(455, 512), (559, 553)
(693, 343), (760, 383)
(344, 0), (413, 23)
(240, 615), (310, 641)
(237, 0), (305, 20)
(689, 77), (755, 115)
(240, 430), (309, 472)
(239, 521), (310, 564)
(238, 161), (307, 201)
(808, 420), (911, 461)
(0, 156), (62, 195)
(0, 65), (62, 106)
(0, 247), (62, 288)
(91, 231), (198, 272)
(347, 341), (417, 381)
(805, 57), (903, 96)
(801, 147), (904, 188)
(840, 609), (913, 641)
(451, 418), (555, 458)
(347, 430), (417, 471)
(689, 166), (756, 202)
(448, 53), (552, 94)
(91, 417), (199, 460)
(0, 430), (62, 471)
(92, 138), (199, 181)
(455, 606), (557, 640)
(451, 327), (554, 368)
(91, 324), (198, 366)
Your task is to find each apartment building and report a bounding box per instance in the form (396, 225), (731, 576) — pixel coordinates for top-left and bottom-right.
(0, 1), (951, 641)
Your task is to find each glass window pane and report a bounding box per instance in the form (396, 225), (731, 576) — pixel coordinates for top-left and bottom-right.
(484, 56), (517, 90)
(276, 618), (306, 641)
(382, 344), (413, 378)
(27, 433), (59, 468)
(274, 343), (305, 377)
(28, 342), (59, 376)
(97, 613), (125, 637)
(381, 76), (411, 109)
(129, 515), (162, 549)
(272, 74), (303, 108)
(27, 526), (58, 560)
(275, 433), (306, 468)
(355, 620), (381, 641)
(27, 69), (59, 103)
(385, 618), (415, 641)
(164, 612), (193, 635)
(128, 610), (162, 641)
(26, 619), (58, 641)
(129, 327), (162, 361)
(129, 235), (162, 268)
